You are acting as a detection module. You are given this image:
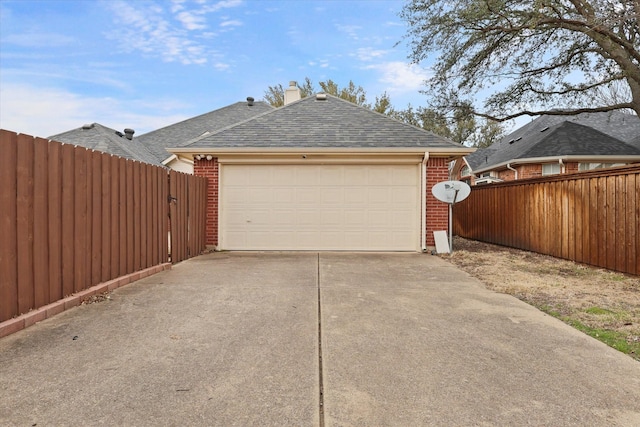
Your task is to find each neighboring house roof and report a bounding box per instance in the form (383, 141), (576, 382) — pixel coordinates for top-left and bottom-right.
(177, 94), (466, 151)
(49, 123), (161, 165)
(466, 111), (640, 172)
(136, 100), (274, 163)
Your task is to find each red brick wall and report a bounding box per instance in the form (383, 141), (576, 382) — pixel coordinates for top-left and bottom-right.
(565, 162), (579, 174)
(425, 157), (450, 247)
(193, 157), (218, 247)
(518, 164), (543, 179)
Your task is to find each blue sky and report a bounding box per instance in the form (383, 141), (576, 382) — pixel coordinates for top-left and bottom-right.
(0, 0), (439, 138)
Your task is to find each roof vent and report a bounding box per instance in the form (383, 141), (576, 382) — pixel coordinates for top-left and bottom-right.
(540, 126), (550, 132)
(508, 139), (515, 144)
(247, 96), (254, 106)
(124, 128), (135, 140)
(115, 131), (124, 137)
(316, 93), (327, 101)
(82, 123), (95, 130)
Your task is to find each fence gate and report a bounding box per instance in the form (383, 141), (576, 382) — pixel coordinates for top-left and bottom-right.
(169, 169), (207, 264)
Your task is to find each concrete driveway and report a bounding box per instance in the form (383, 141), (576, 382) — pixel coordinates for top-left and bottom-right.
(1, 253), (639, 426)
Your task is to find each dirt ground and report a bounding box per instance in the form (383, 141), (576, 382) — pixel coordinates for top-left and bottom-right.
(443, 237), (640, 361)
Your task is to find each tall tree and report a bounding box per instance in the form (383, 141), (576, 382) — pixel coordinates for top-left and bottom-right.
(400, 0), (640, 119)
(318, 79), (368, 106)
(372, 92), (395, 115)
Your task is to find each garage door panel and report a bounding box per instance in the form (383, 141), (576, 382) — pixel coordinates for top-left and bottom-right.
(273, 188), (294, 203)
(368, 187), (393, 204)
(392, 188), (417, 203)
(221, 164), (419, 251)
(344, 188), (366, 203)
(295, 188), (318, 205)
(272, 209), (296, 225)
(272, 167), (296, 184)
(391, 167), (418, 184)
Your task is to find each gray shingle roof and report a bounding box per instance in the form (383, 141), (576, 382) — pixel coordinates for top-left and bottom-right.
(49, 123), (161, 165)
(467, 111), (640, 170)
(136, 101), (274, 162)
(182, 94), (462, 149)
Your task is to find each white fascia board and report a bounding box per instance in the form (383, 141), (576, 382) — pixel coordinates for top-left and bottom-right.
(167, 146), (475, 158)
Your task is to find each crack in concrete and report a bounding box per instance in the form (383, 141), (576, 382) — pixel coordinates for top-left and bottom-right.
(317, 253), (325, 426)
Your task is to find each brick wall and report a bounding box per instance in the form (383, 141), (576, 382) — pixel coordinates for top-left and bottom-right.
(518, 164), (543, 179)
(565, 162), (579, 174)
(425, 157), (450, 247)
(193, 157), (218, 247)
(495, 162), (581, 181)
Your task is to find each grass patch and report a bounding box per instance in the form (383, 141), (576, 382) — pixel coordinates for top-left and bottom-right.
(536, 304), (640, 361)
(585, 306), (614, 315)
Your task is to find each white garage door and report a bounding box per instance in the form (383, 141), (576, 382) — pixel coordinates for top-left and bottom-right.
(220, 164), (420, 251)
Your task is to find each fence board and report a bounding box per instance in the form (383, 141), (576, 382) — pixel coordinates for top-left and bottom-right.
(161, 170), (169, 263)
(126, 160), (134, 275)
(574, 178), (585, 264)
(74, 146), (88, 294)
(0, 130), (19, 320)
(91, 150), (102, 286)
(61, 143), (75, 297)
(133, 161), (141, 272)
(606, 176), (617, 270)
(120, 159), (128, 276)
(454, 165), (640, 276)
(151, 166), (159, 265)
(33, 138), (50, 308)
(101, 153), (111, 282)
(629, 174), (639, 274)
(615, 174), (627, 273)
(110, 155), (120, 279)
(16, 134), (35, 314)
(48, 140), (62, 302)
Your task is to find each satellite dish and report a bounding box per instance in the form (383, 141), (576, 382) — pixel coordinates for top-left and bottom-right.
(431, 180), (471, 204)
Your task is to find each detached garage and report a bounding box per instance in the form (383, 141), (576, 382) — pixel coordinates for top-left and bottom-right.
(170, 91), (473, 252)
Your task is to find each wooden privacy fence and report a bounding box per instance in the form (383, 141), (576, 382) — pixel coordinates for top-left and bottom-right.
(169, 169), (207, 264)
(0, 130), (207, 323)
(453, 165), (640, 276)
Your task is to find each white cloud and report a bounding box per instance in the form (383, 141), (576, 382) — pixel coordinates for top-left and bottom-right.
(177, 11), (207, 30)
(0, 83), (189, 137)
(213, 62), (230, 70)
(103, 0), (243, 65)
(335, 24), (362, 40)
(202, 0), (243, 13)
(220, 19), (242, 27)
(352, 47), (388, 62)
(365, 62), (430, 94)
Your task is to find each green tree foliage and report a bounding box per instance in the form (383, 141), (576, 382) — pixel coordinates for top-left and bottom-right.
(400, 0), (640, 119)
(263, 78), (369, 107)
(372, 92), (395, 115)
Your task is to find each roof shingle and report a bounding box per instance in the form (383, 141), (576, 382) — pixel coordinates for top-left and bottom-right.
(466, 111), (640, 170)
(183, 95), (463, 149)
(136, 101), (274, 162)
(49, 123), (161, 165)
